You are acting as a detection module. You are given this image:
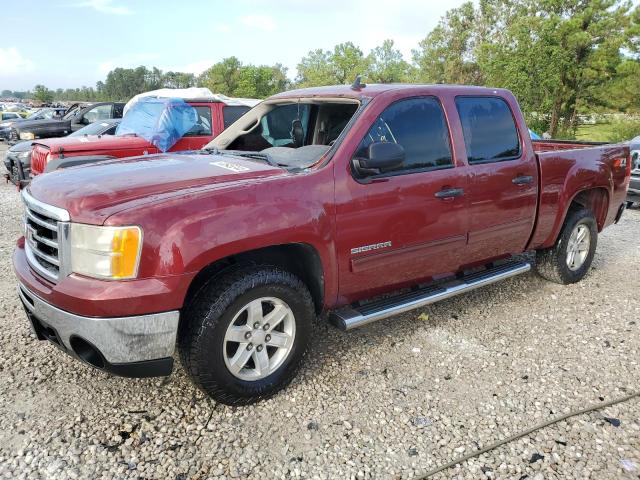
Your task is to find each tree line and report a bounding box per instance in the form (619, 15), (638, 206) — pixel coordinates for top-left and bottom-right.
(3, 0), (638, 137)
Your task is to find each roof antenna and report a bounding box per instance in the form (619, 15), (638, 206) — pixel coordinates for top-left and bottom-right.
(351, 74), (366, 91)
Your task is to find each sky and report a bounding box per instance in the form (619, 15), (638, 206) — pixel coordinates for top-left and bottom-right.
(0, 0), (471, 91)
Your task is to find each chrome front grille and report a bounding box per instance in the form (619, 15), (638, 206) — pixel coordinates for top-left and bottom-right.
(21, 190), (70, 282)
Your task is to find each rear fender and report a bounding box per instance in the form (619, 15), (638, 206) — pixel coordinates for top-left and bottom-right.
(543, 186), (609, 249)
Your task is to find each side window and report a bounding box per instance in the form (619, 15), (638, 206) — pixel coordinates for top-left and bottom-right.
(113, 103), (124, 118)
(83, 104), (112, 123)
(184, 106), (213, 136)
(354, 97), (453, 174)
(455, 97), (521, 164)
(223, 105), (250, 129)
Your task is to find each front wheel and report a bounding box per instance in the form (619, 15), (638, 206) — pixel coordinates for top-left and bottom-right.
(535, 208), (598, 284)
(179, 266), (315, 405)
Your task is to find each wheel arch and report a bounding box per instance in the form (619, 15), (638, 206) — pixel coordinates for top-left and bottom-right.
(539, 186), (609, 249)
(182, 243), (325, 315)
(565, 187), (609, 232)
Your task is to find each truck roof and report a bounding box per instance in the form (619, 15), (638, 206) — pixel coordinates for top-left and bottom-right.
(271, 83), (512, 100)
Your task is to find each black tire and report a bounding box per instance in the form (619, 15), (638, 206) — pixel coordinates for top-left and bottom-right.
(535, 208), (598, 284)
(179, 266), (315, 405)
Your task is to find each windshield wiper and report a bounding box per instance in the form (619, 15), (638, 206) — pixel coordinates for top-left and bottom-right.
(220, 150), (281, 167)
(201, 148), (283, 167)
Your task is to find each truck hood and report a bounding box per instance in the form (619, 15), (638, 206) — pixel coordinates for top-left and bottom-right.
(36, 134), (151, 154)
(28, 152), (285, 224)
(15, 118), (70, 132)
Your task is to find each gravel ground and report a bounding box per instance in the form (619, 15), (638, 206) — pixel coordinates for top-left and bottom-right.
(0, 142), (638, 479)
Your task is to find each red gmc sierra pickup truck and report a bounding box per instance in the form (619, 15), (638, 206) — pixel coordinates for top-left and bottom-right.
(13, 84), (631, 405)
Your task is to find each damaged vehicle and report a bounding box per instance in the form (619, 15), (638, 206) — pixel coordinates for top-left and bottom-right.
(13, 84), (630, 405)
(4, 119), (121, 186)
(27, 92), (258, 178)
(0, 107), (67, 141)
(10, 102), (124, 142)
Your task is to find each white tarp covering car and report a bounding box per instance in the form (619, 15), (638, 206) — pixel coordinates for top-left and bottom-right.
(123, 87), (260, 115)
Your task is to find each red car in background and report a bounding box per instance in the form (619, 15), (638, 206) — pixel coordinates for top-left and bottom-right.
(28, 97), (258, 177)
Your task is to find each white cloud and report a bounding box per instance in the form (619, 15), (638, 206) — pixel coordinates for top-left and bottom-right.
(74, 0), (132, 15)
(240, 14), (277, 32)
(215, 24), (231, 33)
(179, 60), (215, 75)
(0, 47), (35, 76)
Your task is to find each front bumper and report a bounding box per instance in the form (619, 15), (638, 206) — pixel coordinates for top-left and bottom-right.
(17, 281), (178, 377)
(4, 151), (30, 186)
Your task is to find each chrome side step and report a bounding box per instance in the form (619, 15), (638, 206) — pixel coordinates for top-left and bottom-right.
(330, 260), (531, 331)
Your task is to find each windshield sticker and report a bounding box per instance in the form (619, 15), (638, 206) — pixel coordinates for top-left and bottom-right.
(211, 161), (250, 172)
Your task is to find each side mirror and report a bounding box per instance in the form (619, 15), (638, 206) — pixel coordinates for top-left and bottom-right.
(354, 142), (405, 176)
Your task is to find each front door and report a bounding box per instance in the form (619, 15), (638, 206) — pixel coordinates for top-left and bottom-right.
(170, 105), (215, 151)
(455, 96), (539, 261)
(334, 96), (469, 304)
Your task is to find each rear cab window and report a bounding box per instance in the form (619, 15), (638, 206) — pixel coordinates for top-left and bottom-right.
(223, 106), (250, 129)
(455, 97), (521, 164)
(354, 96), (453, 177)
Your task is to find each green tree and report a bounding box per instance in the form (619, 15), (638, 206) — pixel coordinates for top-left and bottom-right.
(296, 49), (336, 87)
(198, 57), (242, 95)
(412, 2), (481, 84)
(163, 71), (196, 89)
(331, 42), (370, 84)
(477, 0), (637, 136)
(103, 67), (149, 100)
(367, 39), (413, 83)
(235, 64), (290, 98)
(33, 84), (53, 103)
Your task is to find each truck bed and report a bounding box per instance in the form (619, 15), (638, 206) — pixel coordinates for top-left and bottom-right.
(530, 141), (630, 250)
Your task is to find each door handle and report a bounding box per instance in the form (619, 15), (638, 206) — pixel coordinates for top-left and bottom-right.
(435, 187), (464, 199)
(512, 175), (533, 185)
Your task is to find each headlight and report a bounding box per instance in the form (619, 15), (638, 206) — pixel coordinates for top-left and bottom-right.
(19, 132), (35, 140)
(0, 122), (10, 127)
(70, 224), (142, 280)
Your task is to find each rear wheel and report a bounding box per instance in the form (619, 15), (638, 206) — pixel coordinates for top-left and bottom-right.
(179, 266), (314, 405)
(535, 208), (598, 284)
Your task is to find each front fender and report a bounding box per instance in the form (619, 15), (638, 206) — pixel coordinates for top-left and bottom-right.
(105, 166), (340, 307)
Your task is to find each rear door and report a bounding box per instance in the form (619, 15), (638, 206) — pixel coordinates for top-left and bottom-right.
(335, 96), (468, 302)
(456, 96), (538, 260)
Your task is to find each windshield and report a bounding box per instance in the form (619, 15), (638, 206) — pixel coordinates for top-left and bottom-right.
(27, 108), (45, 119)
(69, 121), (115, 137)
(63, 105), (82, 120)
(207, 98), (360, 169)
